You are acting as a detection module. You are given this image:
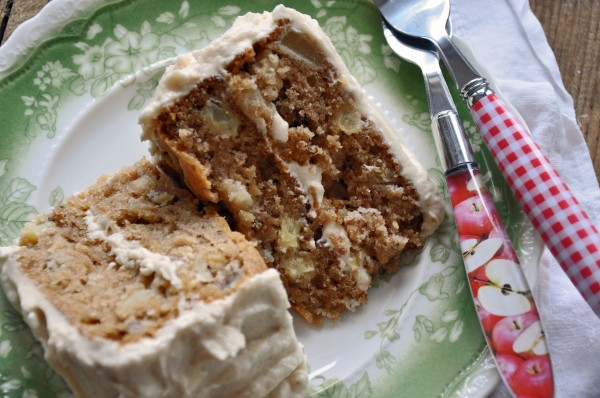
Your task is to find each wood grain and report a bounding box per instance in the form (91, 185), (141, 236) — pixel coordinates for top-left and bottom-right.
(0, 0), (13, 40)
(530, 0), (600, 183)
(1, 0), (46, 43)
(1, 0), (599, 183)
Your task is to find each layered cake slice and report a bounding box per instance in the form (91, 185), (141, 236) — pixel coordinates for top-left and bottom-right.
(140, 6), (444, 324)
(0, 159), (307, 398)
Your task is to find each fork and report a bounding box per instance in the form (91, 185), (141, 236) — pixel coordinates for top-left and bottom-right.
(381, 22), (555, 397)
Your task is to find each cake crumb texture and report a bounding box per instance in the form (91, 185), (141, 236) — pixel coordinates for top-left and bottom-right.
(13, 158), (265, 343)
(143, 8), (443, 324)
(0, 158), (308, 397)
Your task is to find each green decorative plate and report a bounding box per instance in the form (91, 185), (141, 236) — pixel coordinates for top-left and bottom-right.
(0, 0), (543, 396)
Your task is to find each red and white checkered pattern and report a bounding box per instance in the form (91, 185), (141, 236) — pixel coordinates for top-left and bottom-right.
(471, 93), (600, 315)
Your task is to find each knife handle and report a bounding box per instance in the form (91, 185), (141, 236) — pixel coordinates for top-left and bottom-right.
(446, 163), (554, 398)
(468, 92), (600, 315)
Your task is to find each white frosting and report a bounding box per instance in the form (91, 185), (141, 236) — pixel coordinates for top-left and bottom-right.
(139, 5), (443, 236)
(286, 161), (324, 218)
(319, 222), (349, 247)
(221, 179), (254, 210)
(355, 265), (370, 292)
(318, 222), (371, 291)
(85, 210), (184, 289)
(270, 104), (289, 142)
(0, 245), (307, 398)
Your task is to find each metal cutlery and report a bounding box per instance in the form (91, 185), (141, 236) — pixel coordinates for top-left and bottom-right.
(382, 23), (555, 398)
(376, 0), (600, 315)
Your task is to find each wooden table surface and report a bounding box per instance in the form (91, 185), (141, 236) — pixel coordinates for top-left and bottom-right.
(1, 0), (599, 183)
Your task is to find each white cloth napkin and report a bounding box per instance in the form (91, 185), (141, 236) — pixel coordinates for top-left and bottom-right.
(451, 0), (600, 396)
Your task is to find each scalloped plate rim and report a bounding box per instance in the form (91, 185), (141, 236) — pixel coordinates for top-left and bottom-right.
(0, 1), (547, 397)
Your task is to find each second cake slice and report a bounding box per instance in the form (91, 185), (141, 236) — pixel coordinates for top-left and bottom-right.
(0, 159), (307, 397)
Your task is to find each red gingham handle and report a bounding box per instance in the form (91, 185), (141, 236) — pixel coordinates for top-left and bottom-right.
(470, 93), (600, 315)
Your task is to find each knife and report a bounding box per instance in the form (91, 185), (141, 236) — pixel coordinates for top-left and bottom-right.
(381, 23), (555, 397)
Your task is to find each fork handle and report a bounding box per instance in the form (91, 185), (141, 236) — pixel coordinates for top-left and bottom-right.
(445, 163), (554, 398)
(468, 91), (600, 315)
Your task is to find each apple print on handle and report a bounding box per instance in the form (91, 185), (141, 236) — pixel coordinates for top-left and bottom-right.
(446, 164), (554, 397)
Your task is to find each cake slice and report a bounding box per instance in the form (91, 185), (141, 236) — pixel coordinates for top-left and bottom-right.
(0, 158), (307, 398)
(140, 6), (444, 324)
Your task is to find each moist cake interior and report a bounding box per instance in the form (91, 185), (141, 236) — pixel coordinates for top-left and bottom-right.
(149, 19), (430, 325)
(13, 159), (266, 343)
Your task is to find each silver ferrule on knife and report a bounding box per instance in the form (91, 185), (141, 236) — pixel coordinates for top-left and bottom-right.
(431, 110), (476, 171)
